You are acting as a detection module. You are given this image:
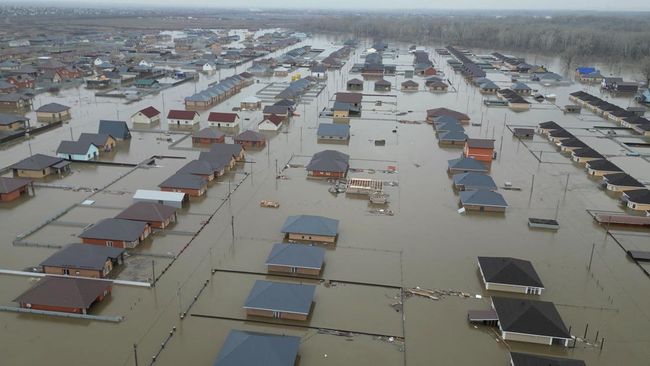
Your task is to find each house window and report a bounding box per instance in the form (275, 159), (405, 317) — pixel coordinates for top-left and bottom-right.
(106, 241), (114, 247)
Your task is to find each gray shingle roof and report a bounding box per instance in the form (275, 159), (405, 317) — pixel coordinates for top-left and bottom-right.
(115, 202), (177, 223)
(447, 157), (488, 172)
(244, 280), (316, 315)
(510, 352), (585, 366)
(198, 152), (232, 172)
(266, 243), (326, 270)
(603, 173), (644, 187)
(213, 330), (300, 366)
(159, 173), (208, 190)
(281, 214), (339, 237)
(36, 102), (70, 113)
(492, 297), (570, 338)
(79, 218), (148, 242)
(99, 120), (131, 139)
(10, 154), (64, 171)
(78, 133), (114, 146)
(0, 113), (28, 126)
(439, 130), (468, 142)
(177, 159), (216, 176)
(478, 257), (543, 287)
(0, 177), (31, 193)
(453, 172), (497, 190)
(317, 123), (350, 138)
(40, 243), (124, 271)
(235, 130), (266, 142)
(305, 150), (349, 173)
(56, 141), (97, 155)
(209, 143), (243, 157)
(460, 190), (508, 207)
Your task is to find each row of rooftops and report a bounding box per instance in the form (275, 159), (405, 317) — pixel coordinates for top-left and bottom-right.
(570, 91), (650, 133)
(184, 73), (251, 103)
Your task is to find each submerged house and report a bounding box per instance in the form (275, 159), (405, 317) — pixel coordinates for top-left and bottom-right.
(620, 189), (650, 211)
(10, 154), (70, 178)
(602, 173), (645, 192)
(213, 330), (300, 366)
(459, 190), (508, 212)
(35, 102), (71, 123)
(0, 113), (28, 131)
(244, 280), (316, 321)
(80, 218), (151, 248)
(167, 110), (200, 129)
(208, 112), (240, 128)
(258, 114), (284, 131)
(265, 243), (326, 276)
(317, 123), (350, 141)
(427, 108), (470, 124)
(491, 297), (572, 346)
(464, 139), (495, 162)
(56, 141), (99, 161)
(374, 79), (391, 91)
(192, 128), (225, 145)
(346, 78), (363, 91)
(99, 120), (131, 140)
(14, 276), (112, 315)
(131, 106), (161, 125)
(510, 352), (585, 366)
(40, 243), (125, 278)
(159, 173), (208, 197)
(477, 257), (544, 295)
(281, 214), (339, 244)
(447, 157), (489, 174)
(78, 133), (117, 153)
(305, 150), (350, 178)
(0, 177), (32, 202)
(571, 147), (604, 164)
(452, 172), (497, 191)
(585, 159), (623, 176)
(234, 130), (266, 149)
(115, 202), (177, 229)
(438, 130), (468, 146)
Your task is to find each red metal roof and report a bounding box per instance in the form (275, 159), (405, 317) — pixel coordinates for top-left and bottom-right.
(208, 112), (239, 123)
(262, 114), (284, 126)
(167, 110), (198, 120)
(139, 106), (160, 118)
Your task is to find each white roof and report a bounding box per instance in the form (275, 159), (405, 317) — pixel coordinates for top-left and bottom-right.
(242, 96), (261, 103)
(133, 189), (185, 202)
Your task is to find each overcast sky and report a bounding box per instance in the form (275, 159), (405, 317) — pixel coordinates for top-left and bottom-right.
(25, 0), (645, 11)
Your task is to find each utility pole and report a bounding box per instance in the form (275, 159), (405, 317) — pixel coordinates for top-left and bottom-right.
(563, 174), (570, 202)
(151, 260), (156, 287)
(528, 174), (535, 206)
(588, 243), (596, 271)
(133, 344), (139, 366)
(69, 126), (74, 140)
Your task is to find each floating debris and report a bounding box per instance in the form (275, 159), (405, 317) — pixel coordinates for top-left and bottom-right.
(405, 287), (474, 301)
(260, 200), (280, 208)
(368, 208), (394, 216)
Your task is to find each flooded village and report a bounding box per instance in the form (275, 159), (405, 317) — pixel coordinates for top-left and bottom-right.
(1, 5), (650, 366)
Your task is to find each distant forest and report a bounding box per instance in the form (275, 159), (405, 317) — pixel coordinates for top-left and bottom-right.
(299, 15), (650, 62)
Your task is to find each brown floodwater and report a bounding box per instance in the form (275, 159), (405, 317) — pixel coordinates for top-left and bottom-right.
(1, 32), (650, 366)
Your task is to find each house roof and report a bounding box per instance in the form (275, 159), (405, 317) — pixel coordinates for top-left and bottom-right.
(427, 107), (469, 121)
(548, 129), (574, 138)
(98, 120), (130, 139)
(194, 128), (225, 140)
(235, 130), (266, 142)
(512, 82), (531, 90)
(56, 141), (97, 155)
(244, 280), (316, 315)
(208, 112), (239, 123)
(0, 113), (28, 126)
(492, 297), (570, 338)
(0, 176), (31, 193)
(35, 102), (70, 113)
(306, 150), (350, 173)
(452, 173), (496, 190)
(586, 159), (622, 172)
(281, 214), (339, 237)
(265, 243), (326, 270)
(159, 173), (208, 190)
(478, 257), (543, 287)
(604, 173), (644, 187)
(14, 276), (112, 309)
(401, 80), (419, 87)
(439, 130), (468, 142)
(317, 123), (350, 137)
(510, 352), (585, 366)
(559, 138), (587, 148)
(167, 110), (199, 120)
(538, 121), (561, 130)
(213, 330), (300, 366)
(80, 218), (148, 242)
(178, 159), (217, 176)
(623, 189), (650, 204)
(466, 138), (495, 149)
(40, 243), (124, 271)
(335, 92), (362, 104)
(263, 105), (290, 115)
(375, 79), (391, 86)
(10, 154), (64, 171)
(137, 106), (160, 118)
(460, 190), (507, 207)
(347, 78), (363, 85)
(78, 133), (114, 146)
(447, 157), (488, 172)
(209, 143), (243, 157)
(261, 114), (284, 127)
(115, 202), (177, 223)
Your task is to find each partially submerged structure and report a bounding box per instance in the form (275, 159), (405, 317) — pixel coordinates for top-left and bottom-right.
(305, 150), (350, 178)
(14, 276), (112, 315)
(459, 190), (508, 212)
(281, 214), (339, 244)
(244, 280), (316, 320)
(40, 243), (125, 278)
(79, 218), (151, 248)
(115, 202), (177, 229)
(213, 330), (300, 366)
(265, 243), (326, 276)
(478, 257), (544, 295)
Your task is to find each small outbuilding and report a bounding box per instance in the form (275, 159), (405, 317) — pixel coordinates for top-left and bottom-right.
(346, 78), (363, 91)
(0, 177), (32, 202)
(512, 128), (534, 139)
(133, 189), (186, 208)
(244, 280), (316, 321)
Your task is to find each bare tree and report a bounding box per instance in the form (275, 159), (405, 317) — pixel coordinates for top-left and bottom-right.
(640, 56), (650, 86)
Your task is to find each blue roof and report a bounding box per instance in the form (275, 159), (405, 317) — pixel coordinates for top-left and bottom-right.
(576, 67), (596, 75)
(317, 123), (350, 138)
(98, 120), (130, 139)
(266, 243), (326, 269)
(281, 215), (339, 237)
(434, 115), (461, 125)
(452, 172), (497, 190)
(439, 130), (468, 142)
(244, 280), (316, 315)
(213, 330), (300, 366)
(435, 121), (465, 132)
(447, 157), (488, 172)
(460, 190), (508, 207)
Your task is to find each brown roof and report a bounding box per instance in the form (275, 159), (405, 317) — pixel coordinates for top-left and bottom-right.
(427, 108), (470, 121)
(194, 128), (225, 139)
(466, 138), (495, 149)
(167, 110), (198, 120)
(139, 106), (160, 118)
(235, 130), (266, 142)
(115, 202), (177, 223)
(208, 112), (239, 123)
(14, 276), (111, 309)
(262, 114), (284, 126)
(0, 176), (31, 194)
(335, 92), (362, 104)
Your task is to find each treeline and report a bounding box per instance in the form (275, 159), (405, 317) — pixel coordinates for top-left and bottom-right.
(298, 14), (650, 61)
